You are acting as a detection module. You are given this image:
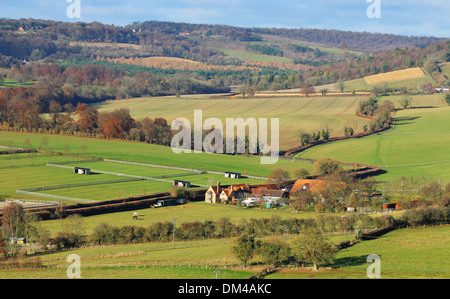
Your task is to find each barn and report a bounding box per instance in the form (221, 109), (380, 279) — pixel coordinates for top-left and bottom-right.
(74, 167), (91, 175)
(382, 202), (399, 211)
(174, 180), (191, 188)
(225, 172), (242, 179)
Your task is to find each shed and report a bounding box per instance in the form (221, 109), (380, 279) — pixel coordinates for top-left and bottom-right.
(74, 167), (91, 175)
(382, 202), (398, 211)
(174, 180), (191, 188)
(225, 172), (242, 179)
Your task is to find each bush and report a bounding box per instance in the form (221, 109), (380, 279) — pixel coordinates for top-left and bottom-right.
(169, 186), (186, 198)
(293, 168), (310, 179)
(313, 158), (343, 176)
(53, 231), (84, 249)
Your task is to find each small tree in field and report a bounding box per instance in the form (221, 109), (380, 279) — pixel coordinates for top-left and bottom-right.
(301, 82), (315, 97)
(320, 89), (328, 96)
(293, 168), (310, 180)
(257, 238), (291, 267)
(313, 158), (343, 176)
(291, 227), (337, 271)
(336, 81), (345, 92)
(400, 95), (412, 109)
(232, 234), (257, 267)
(2, 202), (25, 239)
(267, 168), (290, 184)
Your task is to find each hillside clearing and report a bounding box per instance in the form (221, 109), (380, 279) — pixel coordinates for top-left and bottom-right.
(364, 67), (426, 85)
(95, 95), (371, 150)
(297, 106), (450, 182)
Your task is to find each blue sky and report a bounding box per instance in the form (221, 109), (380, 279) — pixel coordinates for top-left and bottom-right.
(1, 0), (449, 37)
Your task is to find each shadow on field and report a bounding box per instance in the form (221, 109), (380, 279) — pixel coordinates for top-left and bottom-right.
(394, 116), (421, 126)
(332, 255), (373, 268)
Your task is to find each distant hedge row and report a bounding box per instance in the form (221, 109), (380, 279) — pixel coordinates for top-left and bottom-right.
(400, 206), (450, 228)
(86, 213), (395, 246)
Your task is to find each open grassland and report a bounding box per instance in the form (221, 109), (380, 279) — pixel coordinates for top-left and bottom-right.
(339, 76), (435, 92)
(267, 225), (450, 279)
(0, 154), (127, 199)
(441, 62), (450, 78)
(315, 68), (436, 93)
(364, 67), (426, 85)
(0, 233), (356, 279)
(0, 131), (315, 177)
(95, 95), (371, 150)
(297, 106), (450, 182)
(0, 266), (255, 279)
(377, 93), (448, 107)
(1, 226), (446, 279)
(0, 152), (266, 202)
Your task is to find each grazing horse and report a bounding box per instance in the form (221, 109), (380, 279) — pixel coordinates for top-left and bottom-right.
(132, 212), (138, 220)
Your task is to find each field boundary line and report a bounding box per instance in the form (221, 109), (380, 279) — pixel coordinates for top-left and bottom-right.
(15, 190), (95, 203)
(45, 163), (210, 187)
(103, 158), (267, 180)
(103, 159), (204, 174)
(381, 160), (450, 168)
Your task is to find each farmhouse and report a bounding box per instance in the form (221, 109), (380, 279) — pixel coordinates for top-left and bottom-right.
(205, 182), (287, 205)
(74, 167), (90, 175)
(225, 172), (242, 179)
(250, 188), (289, 206)
(291, 179), (346, 203)
(205, 182), (251, 204)
(291, 179), (328, 193)
(435, 86), (449, 92)
(174, 180), (191, 188)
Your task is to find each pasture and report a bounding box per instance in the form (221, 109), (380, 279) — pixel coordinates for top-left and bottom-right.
(1, 225), (446, 279)
(267, 225), (450, 279)
(316, 68), (437, 92)
(0, 131), (315, 177)
(94, 95), (371, 150)
(0, 232), (356, 279)
(364, 67), (426, 85)
(297, 105), (450, 182)
(0, 151), (267, 203)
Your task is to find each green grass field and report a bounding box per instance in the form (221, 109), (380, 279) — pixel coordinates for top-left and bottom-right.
(267, 225), (450, 279)
(297, 106), (450, 182)
(1, 225), (446, 279)
(0, 131), (315, 177)
(0, 78), (36, 88)
(0, 151), (268, 202)
(440, 62), (450, 79)
(0, 232), (356, 279)
(0, 154), (127, 198)
(94, 95), (371, 150)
